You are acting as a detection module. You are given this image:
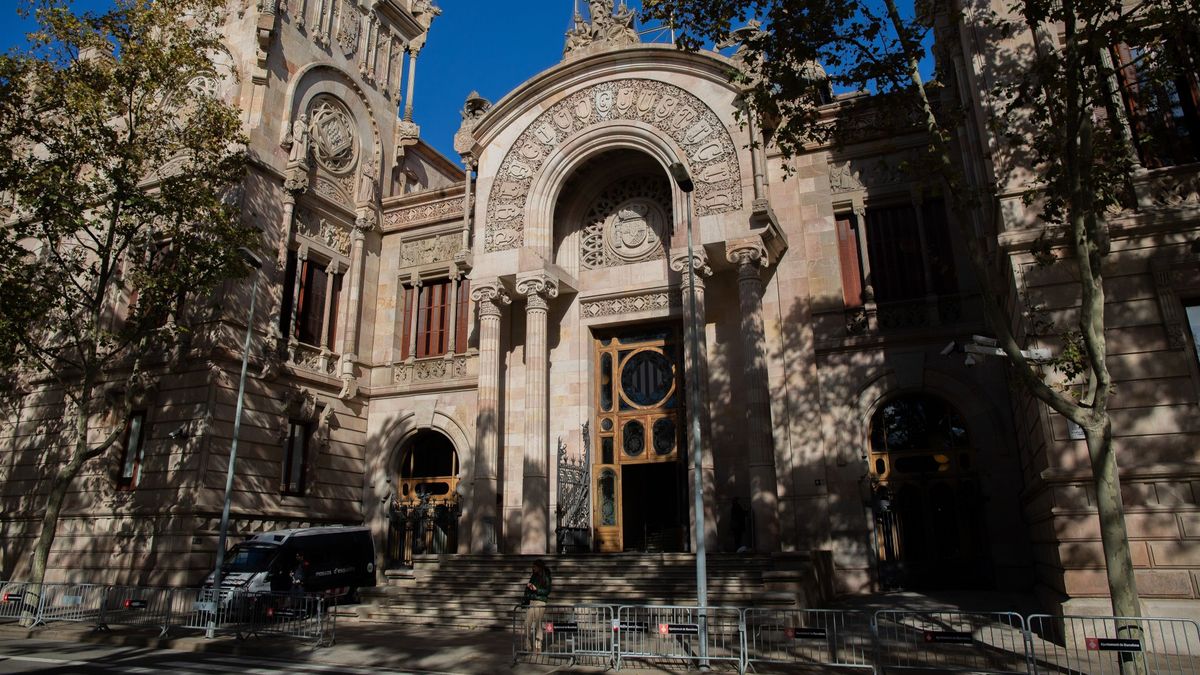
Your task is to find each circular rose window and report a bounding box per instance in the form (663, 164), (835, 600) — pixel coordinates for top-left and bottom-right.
(308, 95), (357, 174)
(620, 350), (674, 408)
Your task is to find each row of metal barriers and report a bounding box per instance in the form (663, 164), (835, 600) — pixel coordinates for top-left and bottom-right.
(0, 580), (334, 647)
(511, 604), (1200, 673)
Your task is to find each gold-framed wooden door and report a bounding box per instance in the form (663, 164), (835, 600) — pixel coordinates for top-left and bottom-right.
(592, 329), (684, 552)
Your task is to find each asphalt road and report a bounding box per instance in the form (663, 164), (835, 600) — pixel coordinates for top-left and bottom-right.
(0, 638), (453, 674)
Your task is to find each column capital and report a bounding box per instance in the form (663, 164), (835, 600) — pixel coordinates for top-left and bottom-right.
(669, 247), (714, 279)
(725, 238), (770, 270)
(515, 272), (559, 305)
(354, 209), (378, 235)
(471, 280), (511, 318)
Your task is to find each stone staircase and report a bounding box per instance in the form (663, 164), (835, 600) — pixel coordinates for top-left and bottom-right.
(346, 552), (830, 630)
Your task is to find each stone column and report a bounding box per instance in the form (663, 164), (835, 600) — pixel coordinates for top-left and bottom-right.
(726, 240), (781, 552)
(469, 281), (510, 553)
(406, 272), (422, 361)
(670, 248), (718, 553)
(460, 158), (475, 252)
(319, 259), (339, 349)
(516, 273), (558, 554)
(446, 267), (461, 356)
(403, 48), (419, 122)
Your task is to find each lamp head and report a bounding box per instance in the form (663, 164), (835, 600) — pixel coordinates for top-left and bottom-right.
(668, 163), (694, 193)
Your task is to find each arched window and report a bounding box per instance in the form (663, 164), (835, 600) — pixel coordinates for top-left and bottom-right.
(869, 393), (971, 480)
(397, 430), (459, 501)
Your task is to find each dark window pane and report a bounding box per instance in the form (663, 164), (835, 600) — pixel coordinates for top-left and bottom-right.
(623, 420), (645, 457)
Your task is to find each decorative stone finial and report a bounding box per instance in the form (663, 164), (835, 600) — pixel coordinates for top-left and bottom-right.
(563, 0), (639, 60)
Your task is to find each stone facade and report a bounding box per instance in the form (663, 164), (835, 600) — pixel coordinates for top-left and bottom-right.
(2, 0), (1199, 623)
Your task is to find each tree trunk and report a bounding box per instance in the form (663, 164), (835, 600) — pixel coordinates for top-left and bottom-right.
(1084, 416), (1145, 674)
(21, 396), (93, 626)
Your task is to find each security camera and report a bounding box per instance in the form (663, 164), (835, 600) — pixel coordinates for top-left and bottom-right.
(940, 341), (957, 357)
(167, 425), (189, 441)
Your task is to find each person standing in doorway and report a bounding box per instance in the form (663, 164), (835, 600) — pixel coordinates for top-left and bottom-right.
(521, 560), (552, 653)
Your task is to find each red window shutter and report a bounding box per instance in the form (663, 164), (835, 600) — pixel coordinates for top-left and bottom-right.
(836, 215), (864, 308)
(416, 284), (430, 358)
(400, 286), (414, 360)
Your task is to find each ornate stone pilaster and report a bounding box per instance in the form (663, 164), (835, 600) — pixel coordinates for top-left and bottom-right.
(670, 248), (718, 552)
(469, 280), (511, 553)
(405, 272), (422, 361)
(403, 48), (419, 122)
(726, 239), (781, 552)
(337, 217), (374, 400)
(515, 273), (559, 554)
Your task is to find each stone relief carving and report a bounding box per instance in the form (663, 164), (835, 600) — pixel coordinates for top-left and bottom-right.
(829, 152), (916, 194)
(336, 0), (359, 56)
(286, 113), (311, 167)
(1144, 170), (1200, 208)
(564, 0), (639, 59)
(581, 291), (672, 318)
(313, 176), (354, 207)
(308, 94), (357, 174)
(400, 232), (460, 266)
(580, 175), (671, 269)
(384, 197), (464, 227)
(393, 355), (470, 384)
(296, 207), (352, 256)
(485, 79), (742, 252)
(454, 91), (492, 156)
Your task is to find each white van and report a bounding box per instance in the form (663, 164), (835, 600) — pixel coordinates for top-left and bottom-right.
(203, 526), (376, 599)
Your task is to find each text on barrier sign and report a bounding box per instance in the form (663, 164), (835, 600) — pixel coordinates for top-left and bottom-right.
(123, 599), (148, 609)
(612, 620), (648, 632)
(1086, 637), (1143, 652)
(924, 630), (974, 645)
(658, 623), (700, 636)
(786, 627), (829, 639)
(544, 621), (578, 633)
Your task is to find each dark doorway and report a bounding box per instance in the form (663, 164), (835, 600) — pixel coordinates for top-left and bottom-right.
(621, 462), (684, 552)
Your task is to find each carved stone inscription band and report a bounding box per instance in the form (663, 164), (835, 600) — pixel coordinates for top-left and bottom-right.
(485, 78), (743, 252)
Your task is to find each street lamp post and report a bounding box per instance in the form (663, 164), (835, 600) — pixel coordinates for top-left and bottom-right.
(207, 247), (263, 639)
(668, 162), (708, 665)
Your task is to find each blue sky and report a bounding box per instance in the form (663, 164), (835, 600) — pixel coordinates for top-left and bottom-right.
(0, 1), (622, 163)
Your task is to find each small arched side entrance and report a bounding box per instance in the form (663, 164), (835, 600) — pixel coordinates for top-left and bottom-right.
(868, 393), (991, 590)
(387, 429), (461, 567)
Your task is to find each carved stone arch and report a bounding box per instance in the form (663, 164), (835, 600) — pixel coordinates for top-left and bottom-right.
(852, 369), (1009, 460)
(283, 65), (383, 206)
(527, 122), (693, 262)
(483, 78), (744, 254)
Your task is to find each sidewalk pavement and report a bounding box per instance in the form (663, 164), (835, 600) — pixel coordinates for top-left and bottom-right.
(0, 619), (707, 674)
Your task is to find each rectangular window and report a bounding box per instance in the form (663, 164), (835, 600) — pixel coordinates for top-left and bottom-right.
(297, 262), (328, 346)
(401, 278), (467, 360)
(1114, 42), (1200, 168)
(279, 251), (298, 341)
(117, 411), (147, 490)
(865, 200), (957, 303)
(282, 421), (309, 496)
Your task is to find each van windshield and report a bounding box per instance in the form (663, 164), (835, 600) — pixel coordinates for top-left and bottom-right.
(223, 543), (279, 573)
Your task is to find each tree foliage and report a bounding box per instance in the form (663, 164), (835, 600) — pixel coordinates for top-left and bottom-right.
(645, 0), (1199, 628)
(0, 0), (256, 589)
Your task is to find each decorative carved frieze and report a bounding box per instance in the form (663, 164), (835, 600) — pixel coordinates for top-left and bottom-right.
(581, 291), (672, 319)
(400, 232), (461, 266)
(296, 207), (352, 256)
(829, 151), (917, 195)
(385, 198), (464, 228)
(393, 355), (471, 384)
(485, 78), (742, 252)
(335, 0), (359, 56)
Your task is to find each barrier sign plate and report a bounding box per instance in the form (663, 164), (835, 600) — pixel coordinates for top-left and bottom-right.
(612, 620), (648, 632)
(193, 601), (216, 613)
(659, 623), (699, 636)
(123, 599), (148, 609)
(786, 627), (828, 639)
(1086, 637), (1142, 652)
(545, 621), (578, 633)
(924, 630), (974, 644)
(61, 595), (82, 606)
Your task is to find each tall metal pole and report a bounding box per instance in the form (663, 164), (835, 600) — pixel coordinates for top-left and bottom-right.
(208, 248), (263, 639)
(669, 162), (707, 664)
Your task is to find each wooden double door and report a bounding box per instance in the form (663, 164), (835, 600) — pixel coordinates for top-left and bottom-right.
(592, 329), (687, 553)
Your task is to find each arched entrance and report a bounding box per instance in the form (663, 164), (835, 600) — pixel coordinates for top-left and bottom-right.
(868, 393), (991, 589)
(387, 429), (461, 567)
(592, 327), (687, 552)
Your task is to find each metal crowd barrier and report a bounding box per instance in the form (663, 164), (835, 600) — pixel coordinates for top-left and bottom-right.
(1028, 614), (1200, 675)
(245, 591), (335, 647)
(614, 605), (744, 672)
(0, 580), (332, 647)
(0, 581), (39, 625)
(510, 603), (614, 667)
(744, 608), (874, 672)
(97, 585), (175, 636)
(874, 610), (1032, 674)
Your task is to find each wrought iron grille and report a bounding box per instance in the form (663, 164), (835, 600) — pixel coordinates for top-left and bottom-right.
(556, 422), (592, 553)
